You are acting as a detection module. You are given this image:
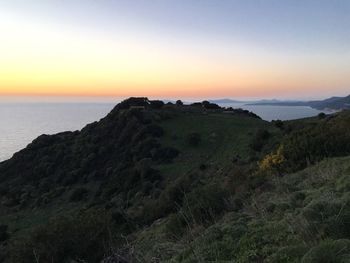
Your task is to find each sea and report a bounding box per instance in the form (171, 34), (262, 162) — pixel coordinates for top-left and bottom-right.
(0, 101), (328, 162)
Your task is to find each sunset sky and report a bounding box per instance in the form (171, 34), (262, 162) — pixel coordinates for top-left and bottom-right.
(0, 0), (349, 99)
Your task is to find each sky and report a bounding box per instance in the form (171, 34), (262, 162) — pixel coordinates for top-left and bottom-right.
(0, 0), (349, 100)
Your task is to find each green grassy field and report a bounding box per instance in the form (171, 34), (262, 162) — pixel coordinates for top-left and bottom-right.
(157, 112), (280, 177)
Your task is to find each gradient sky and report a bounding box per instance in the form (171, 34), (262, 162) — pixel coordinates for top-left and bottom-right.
(1, 0), (349, 99)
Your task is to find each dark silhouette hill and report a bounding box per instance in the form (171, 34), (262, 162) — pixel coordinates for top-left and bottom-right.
(1, 98), (350, 262)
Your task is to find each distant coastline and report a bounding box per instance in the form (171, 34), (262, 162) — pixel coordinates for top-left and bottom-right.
(211, 94), (350, 111)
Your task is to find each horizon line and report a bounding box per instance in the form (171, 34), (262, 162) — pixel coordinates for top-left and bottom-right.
(0, 93), (348, 103)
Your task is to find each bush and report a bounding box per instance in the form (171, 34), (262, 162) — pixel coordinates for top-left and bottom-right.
(259, 145), (286, 174)
(301, 198), (350, 240)
(149, 100), (164, 109)
(165, 213), (187, 239)
(269, 113), (350, 172)
(69, 187), (89, 202)
(186, 132), (201, 147)
(152, 147), (179, 163)
(199, 163), (207, 171)
(141, 167), (161, 182)
(301, 239), (350, 263)
(0, 225), (9, 242)
(184, 184), (228, 224)
(156, 174), (196, 216)
(116, 97), (149, 109)
(133, 125), (164, 144)
(273, 119), (284, 129)
(202, 101), (221, 109)
(270, 245), (309, 262)
(176, 100), (183, 106)
(8, 209), (114, 263)
(318, 112), (326, 119)
(250, 129), (270, 152)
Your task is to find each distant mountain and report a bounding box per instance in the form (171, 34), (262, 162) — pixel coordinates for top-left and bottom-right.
(209, 98), (248, 104)
(247, 95), (350, 110)
(210, 98), (303, 105)
(246, 101), (308, 107)
(309, 95), (350, 110)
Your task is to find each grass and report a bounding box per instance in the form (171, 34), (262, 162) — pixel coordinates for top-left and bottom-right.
(0, 202), (80, 239)
(132, 156), (350, 262)
(157, 112), (280, 178)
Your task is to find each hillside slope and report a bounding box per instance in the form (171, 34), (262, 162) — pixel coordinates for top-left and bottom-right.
(0, 99), (350, 262)
(133, 156), (350, 262)
(0, 98), (278, 262)
(309, 95), (350, 110)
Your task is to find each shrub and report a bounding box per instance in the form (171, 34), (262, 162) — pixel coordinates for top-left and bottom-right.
(186, 132), (201, 147)
(184, 184), (228, 224)
(149, 100), (164, 109)
(268, 113), (350, 172)
(156, 174), (195, 216)
(270, 245), (309, 262)
(230, 197), (244, 212)
(141, 181), (153, 194)
(152, 147), (179, 163)
(135, 138), (160, 159)
(250, 129), (270, 152)
(259, 145), (286, 174)
(141, 167), (162, 182)
(176, 100), (183, 106)
(165, 213), (187, 239)
(273, 119), (284, 129)
(302, 198), (350, 239)
(69, 187), (89, 202)
(175, 216), (249, 262)
(199, 163), (207, 171)
(8, 209), (114, 263)
(190, 102), (202, 107)
(0, 225), (9, 242)
(202, 101), (221, 109)
(116, 97), (149, 109)
(318, 112), (326, 119)
(301, 239), (350, 263)
(132, 125), (164, 144)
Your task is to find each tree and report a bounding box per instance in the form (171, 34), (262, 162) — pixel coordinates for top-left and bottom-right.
(149, 100), (164, 109)
(202, 101), (221, 109)
(318, 112), (326, 119)
(250, 129), (270, 151)
(176, 100), (183, 106)
(273, 119), (284, 129)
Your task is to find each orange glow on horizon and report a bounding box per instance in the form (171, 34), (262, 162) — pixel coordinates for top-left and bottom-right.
(1, 12), (349, 99)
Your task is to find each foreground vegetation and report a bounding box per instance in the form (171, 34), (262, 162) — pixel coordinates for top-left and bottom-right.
(0, 98), (349, 262)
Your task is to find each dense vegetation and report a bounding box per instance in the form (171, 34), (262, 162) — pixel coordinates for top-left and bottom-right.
(260, 111), (350, 173)
(0, 98), (349, 262)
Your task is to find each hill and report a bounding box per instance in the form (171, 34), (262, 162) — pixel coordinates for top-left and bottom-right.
(309, 95), (350, 110)
(0, 98), (350, 262)
(209, 98), (248, 104)
(247, 94), (350, 111)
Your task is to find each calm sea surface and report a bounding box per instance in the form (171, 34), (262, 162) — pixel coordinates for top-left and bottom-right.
(0, 102), (328, 162)
(218, 102), (329, 122)
(0, 103), (114, 161)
